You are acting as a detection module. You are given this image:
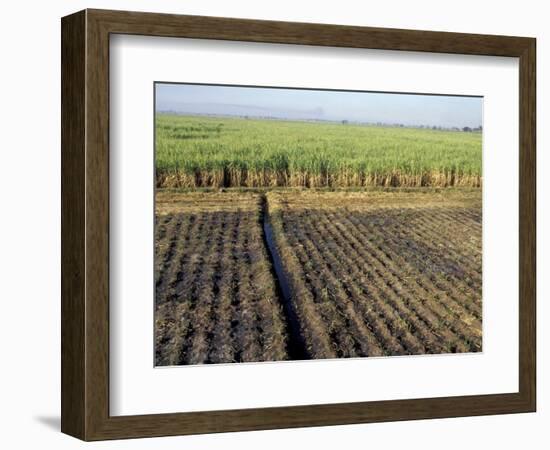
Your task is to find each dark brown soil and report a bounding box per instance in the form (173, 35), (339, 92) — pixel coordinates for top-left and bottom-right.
(155, 189), (482, 365)
(267, 190), (482, 359)
(155, 193), (288, 365)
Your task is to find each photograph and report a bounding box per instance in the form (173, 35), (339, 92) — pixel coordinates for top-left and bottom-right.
(153, 82), (483, 366)
(55, 6), (537, 442)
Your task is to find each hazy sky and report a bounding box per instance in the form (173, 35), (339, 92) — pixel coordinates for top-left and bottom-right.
(155, 83), (482, 128)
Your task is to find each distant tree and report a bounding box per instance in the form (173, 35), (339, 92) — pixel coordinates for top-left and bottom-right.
(432, 126), (437, 130)
(463, 126), (472, 132)
(342, 120), (349, 125)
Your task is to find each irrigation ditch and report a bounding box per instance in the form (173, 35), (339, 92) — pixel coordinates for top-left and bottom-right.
(259, 194), (311, 361)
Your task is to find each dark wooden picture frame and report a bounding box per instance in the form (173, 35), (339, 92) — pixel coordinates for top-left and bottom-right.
(61, 9), (536, 441)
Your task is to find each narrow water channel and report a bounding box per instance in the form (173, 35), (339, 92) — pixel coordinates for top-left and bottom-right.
(260, 196), (310, 361)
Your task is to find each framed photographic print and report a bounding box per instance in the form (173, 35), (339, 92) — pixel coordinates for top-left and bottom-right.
(61, 9), (536, 440)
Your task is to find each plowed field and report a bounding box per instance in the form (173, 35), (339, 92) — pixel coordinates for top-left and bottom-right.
(155, 192), (289, 365)
(267, 190), (482, 358)
(155, 189), (482, 365)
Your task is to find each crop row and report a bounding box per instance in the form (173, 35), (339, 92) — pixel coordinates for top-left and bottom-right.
(156, 115), (482, 188)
